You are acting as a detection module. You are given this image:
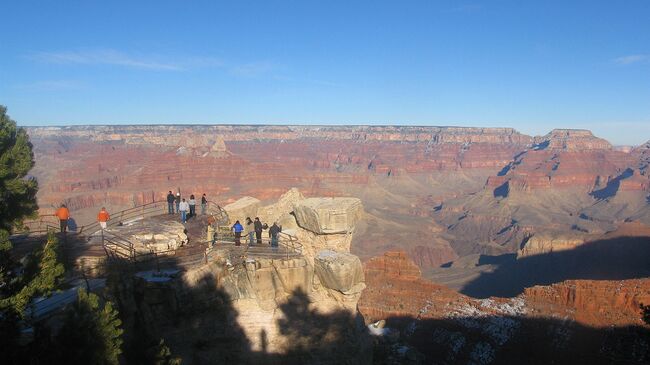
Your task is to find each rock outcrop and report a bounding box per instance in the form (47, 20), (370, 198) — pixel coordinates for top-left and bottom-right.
(223, 196), (261, 224)
(314, 250), (365, 294)
(293, 197), (363, 234)
(517, 233), (588, 258)
(180, 191), (369, 359)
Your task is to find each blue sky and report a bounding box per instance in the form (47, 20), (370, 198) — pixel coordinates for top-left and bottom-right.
(1, 0), (649, 144)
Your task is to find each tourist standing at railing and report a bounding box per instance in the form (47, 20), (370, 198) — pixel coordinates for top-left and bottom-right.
(97, 207), (110, 230)
(175, 192), (181, 214)
(269, 222), (282, 251)
(55, 204), (70, 233)
(201, 193), (207, 215)
(179, 198), (190, 224)
(189, 194), (196, 218)
(254, 217), (263, 244)
(166, 191), (175, 214)
(207, 221), (215, 246)
(232, 220), (243, 246)
(244, 217), (254, 246)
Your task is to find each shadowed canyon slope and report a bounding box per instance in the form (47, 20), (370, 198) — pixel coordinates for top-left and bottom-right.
(27, 125), (650, 274)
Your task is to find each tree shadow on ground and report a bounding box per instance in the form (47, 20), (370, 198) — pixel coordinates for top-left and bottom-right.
(460, 235), (650, 298)
(105, 255), (252, 364)
(105, 256), (369, 364)
(272, 288), (369, 365)
(379, 314), (650, 365)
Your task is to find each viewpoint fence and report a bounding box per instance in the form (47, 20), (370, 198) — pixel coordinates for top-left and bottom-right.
(14, 199), (303, 269)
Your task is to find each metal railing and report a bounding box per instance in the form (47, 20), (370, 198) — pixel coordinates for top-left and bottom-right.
(210, 229), (303, 261)
(17, 198), (303, 268)
(19, 199), (228, 238)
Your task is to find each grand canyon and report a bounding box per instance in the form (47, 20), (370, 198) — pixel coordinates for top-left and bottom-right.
(22, 124), (650, 363)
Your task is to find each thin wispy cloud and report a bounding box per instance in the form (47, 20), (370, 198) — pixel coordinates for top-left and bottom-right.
(230, 61), (275, 77)
(31, 49), (184, 71)
(614, 54), (650, 65)
(16, 80), (85, 91)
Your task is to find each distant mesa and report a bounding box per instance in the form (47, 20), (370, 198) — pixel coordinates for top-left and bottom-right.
(533, 129), (612, 151)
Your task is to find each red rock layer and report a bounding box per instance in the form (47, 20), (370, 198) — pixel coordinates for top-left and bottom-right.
(486, 150), (637, 191)
(360, 251), (650, 328)
(359, 251), (462, 321)
(524, 279), (650, 327)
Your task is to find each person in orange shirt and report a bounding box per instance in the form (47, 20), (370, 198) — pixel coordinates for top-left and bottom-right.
(97, 207), (110, 230)
(55, 204), (70, 233)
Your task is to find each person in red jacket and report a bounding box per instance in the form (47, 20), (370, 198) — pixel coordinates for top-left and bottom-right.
(55, 204), (70, 233)
(97, 207), (110, 230)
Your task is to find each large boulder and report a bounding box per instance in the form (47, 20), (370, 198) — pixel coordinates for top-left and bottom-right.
(293, 197), (362, 234)
(314, 250), (364, 294)
(257, 187), (305, 225)
(223, 196), (261, 225)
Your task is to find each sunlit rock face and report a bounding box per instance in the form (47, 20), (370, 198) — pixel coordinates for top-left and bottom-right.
(293, 197), (363, 235)
(223, 196), (261, 224)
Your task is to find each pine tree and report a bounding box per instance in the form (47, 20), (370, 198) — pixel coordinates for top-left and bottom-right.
(0, 105), (38, 297)
(56, 288), (124, 365)
(152, 339), (182, 365)
(1, 232), (65, 315)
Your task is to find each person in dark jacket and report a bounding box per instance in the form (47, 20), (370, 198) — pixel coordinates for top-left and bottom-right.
(232, 220), (244, 246)
(188, 194), (196, 218)
(269, 222), (281, 251)
(167, 191), (175, 214)
(175, 192), (181, 214)
(201, 193), (207, 215)
(254, 217), (263, 244)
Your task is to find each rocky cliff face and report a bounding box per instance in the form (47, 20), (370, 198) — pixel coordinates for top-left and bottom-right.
(181, 191), (370, 360)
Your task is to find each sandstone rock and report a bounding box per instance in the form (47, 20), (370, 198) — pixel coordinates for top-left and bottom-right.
(207, 135), (230, 158)
(223, 196), (261, 225)
(517, 233), (588, 258)
(257, 187), (305, 224)
(119, 220), (188, 253)
(293, 197), (363, 234)
(314, 250), (364, 294)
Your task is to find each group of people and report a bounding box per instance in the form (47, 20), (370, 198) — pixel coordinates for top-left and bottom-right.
(53, 194), (282, 253)
(231, 217), (282, 250)
(54, 204), (110, 233)
(166, 191), (208, 224)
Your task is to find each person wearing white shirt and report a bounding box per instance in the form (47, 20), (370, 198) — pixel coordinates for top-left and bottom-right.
(179, 198), (190, 224)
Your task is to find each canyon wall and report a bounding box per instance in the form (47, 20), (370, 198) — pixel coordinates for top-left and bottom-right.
(26, 125), (650, 272)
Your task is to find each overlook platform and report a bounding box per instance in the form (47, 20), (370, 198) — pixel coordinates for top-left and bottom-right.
(10, 200), (304, 276)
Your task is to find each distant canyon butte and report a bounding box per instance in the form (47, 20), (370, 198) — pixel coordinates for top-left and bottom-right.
(26, 125), (650, 279)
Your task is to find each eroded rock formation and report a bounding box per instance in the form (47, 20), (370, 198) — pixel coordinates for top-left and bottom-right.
(180, 190), (370, 359)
